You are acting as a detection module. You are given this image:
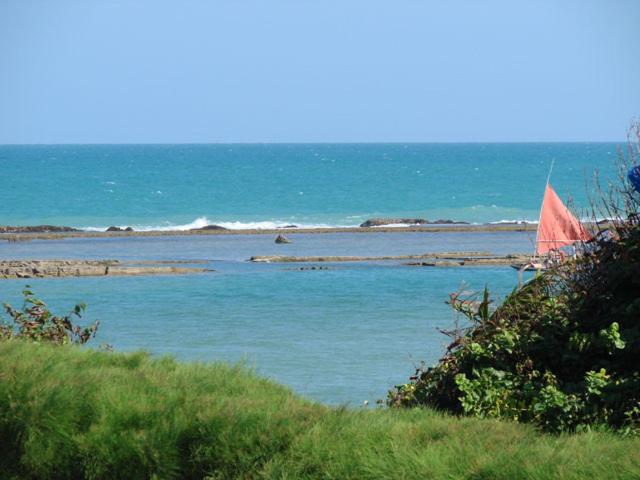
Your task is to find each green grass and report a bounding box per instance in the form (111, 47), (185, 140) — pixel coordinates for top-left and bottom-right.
(1, 341), (639, 479)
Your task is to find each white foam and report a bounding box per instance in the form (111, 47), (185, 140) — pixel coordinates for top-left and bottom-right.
(78, 217), (349, 232)
(81, 216), (212, 232)
(79, 214), (614, 232)
(370, 223), (426, 228)
(214, 220), (337, 230)
(488, 219), (538, 225)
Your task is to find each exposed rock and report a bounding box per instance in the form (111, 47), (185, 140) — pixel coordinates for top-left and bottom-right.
(191, 225), (228, 231)
(250, 252), (530, 265)
(359, 218), (428, 228)
(0, 225), (80, 233)
(0, 259), (210, 279)
(405, 261), (464, 267)
(429, 219), (470, 225)
(106, 226), (134, 232)
(278, 225), (298, 229)
(275, 234), (291, 244)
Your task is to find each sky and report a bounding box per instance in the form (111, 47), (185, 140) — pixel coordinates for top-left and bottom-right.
(0, 0), (639, 143)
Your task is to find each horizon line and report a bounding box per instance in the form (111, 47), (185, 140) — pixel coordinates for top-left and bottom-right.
(0, 140), (629, 147)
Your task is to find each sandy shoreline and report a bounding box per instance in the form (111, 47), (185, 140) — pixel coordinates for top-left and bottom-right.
(0, 223), (538, 241)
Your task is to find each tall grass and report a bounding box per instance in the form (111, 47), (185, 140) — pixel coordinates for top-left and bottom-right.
(1, 341), (639, 479)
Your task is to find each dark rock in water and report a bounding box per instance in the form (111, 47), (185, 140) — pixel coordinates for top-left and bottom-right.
(106, 226), (134, 232)
(191, 225), (228, 231)
(278, 225), (298, 229)
(359, 218), (428, 228)
(0, 225), (80, 234)
(275, 234), (292, 244)
(429, 219), (470, 225)
(404, 260), (464, 267)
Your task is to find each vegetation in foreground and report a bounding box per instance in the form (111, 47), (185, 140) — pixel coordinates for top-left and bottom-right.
(390, 126), (640, 433)
(1, 340), (640, 479)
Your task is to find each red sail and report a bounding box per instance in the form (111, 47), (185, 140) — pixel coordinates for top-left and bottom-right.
(536, 184), (591, 255)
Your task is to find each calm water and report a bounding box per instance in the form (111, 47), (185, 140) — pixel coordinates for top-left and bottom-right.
(0, 232), (529, 404)
(0, 143), (616, 404)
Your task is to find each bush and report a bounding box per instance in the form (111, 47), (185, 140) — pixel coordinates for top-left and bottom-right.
(0, 286), (98, 344)
(389, 128), (640, 433)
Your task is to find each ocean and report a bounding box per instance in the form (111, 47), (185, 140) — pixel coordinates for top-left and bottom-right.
(0, 143), (620, 404)
(0, 143), (619, 228)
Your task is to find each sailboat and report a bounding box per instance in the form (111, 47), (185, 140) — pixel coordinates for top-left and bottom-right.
(512, 167), (592, 273)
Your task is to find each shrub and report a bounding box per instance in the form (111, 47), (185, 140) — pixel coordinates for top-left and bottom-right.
(389, 124), (640, 433)
(1, 286), (98, 344)
(390, 220), (640, 433)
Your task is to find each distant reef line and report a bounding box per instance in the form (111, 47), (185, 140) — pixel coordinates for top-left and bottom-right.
(0, 222), (539, 241)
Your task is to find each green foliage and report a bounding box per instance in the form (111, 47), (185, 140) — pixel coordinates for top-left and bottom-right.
(2, 341), (640, 479)
(0, 286), (98, 344)
(389, 218), (640, 433)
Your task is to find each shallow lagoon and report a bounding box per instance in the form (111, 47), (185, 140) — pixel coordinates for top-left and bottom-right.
(0, 231), (531, 404)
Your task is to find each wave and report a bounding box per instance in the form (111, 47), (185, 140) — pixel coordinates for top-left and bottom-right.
(77, 213), (607, 232)
(79, 217), (347, 232)
(82, 217), (212, 232)
(79, 217), (538, 231)
(486, 215), (610, 226)
(213, 220), (338, 230)
(487, 219), (539, 225)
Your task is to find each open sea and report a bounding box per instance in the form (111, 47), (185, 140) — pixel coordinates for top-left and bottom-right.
(0, 143), (620, 404)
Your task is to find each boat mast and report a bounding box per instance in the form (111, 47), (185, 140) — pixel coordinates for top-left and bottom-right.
(533, 159), (555, 258)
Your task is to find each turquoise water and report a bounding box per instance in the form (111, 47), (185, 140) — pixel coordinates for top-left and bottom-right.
(0, 144), (617, 404)
(0, 143), (618, 228)
(0, 233), (528, 404)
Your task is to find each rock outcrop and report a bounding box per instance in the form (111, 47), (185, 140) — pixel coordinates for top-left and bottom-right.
(250, 252), (530, 265)
(358, 218), (470, 227)
(191, 225), (228, 231)
(430, 219), (470, 225)
(106, 226), (135, 232)
(275, 234), (291, 244)
(359, 218), (428, 228)
(0, 225), (80, 233)
(0, 260), (210, 279)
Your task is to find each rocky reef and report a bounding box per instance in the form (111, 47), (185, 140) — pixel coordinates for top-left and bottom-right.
(250, 252), (529, 265)
(190, 225), (228, 231)
(0, 260), (210, 279)
(359, 218), (428, 227)
(105, 226), (134, 232)
(0, 225), (80, 233)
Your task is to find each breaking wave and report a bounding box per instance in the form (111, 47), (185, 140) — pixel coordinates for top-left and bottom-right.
(79, 217), (345, 232)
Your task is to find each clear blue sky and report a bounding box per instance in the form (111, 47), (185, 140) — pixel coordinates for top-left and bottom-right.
(1, 0), (638, 143)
